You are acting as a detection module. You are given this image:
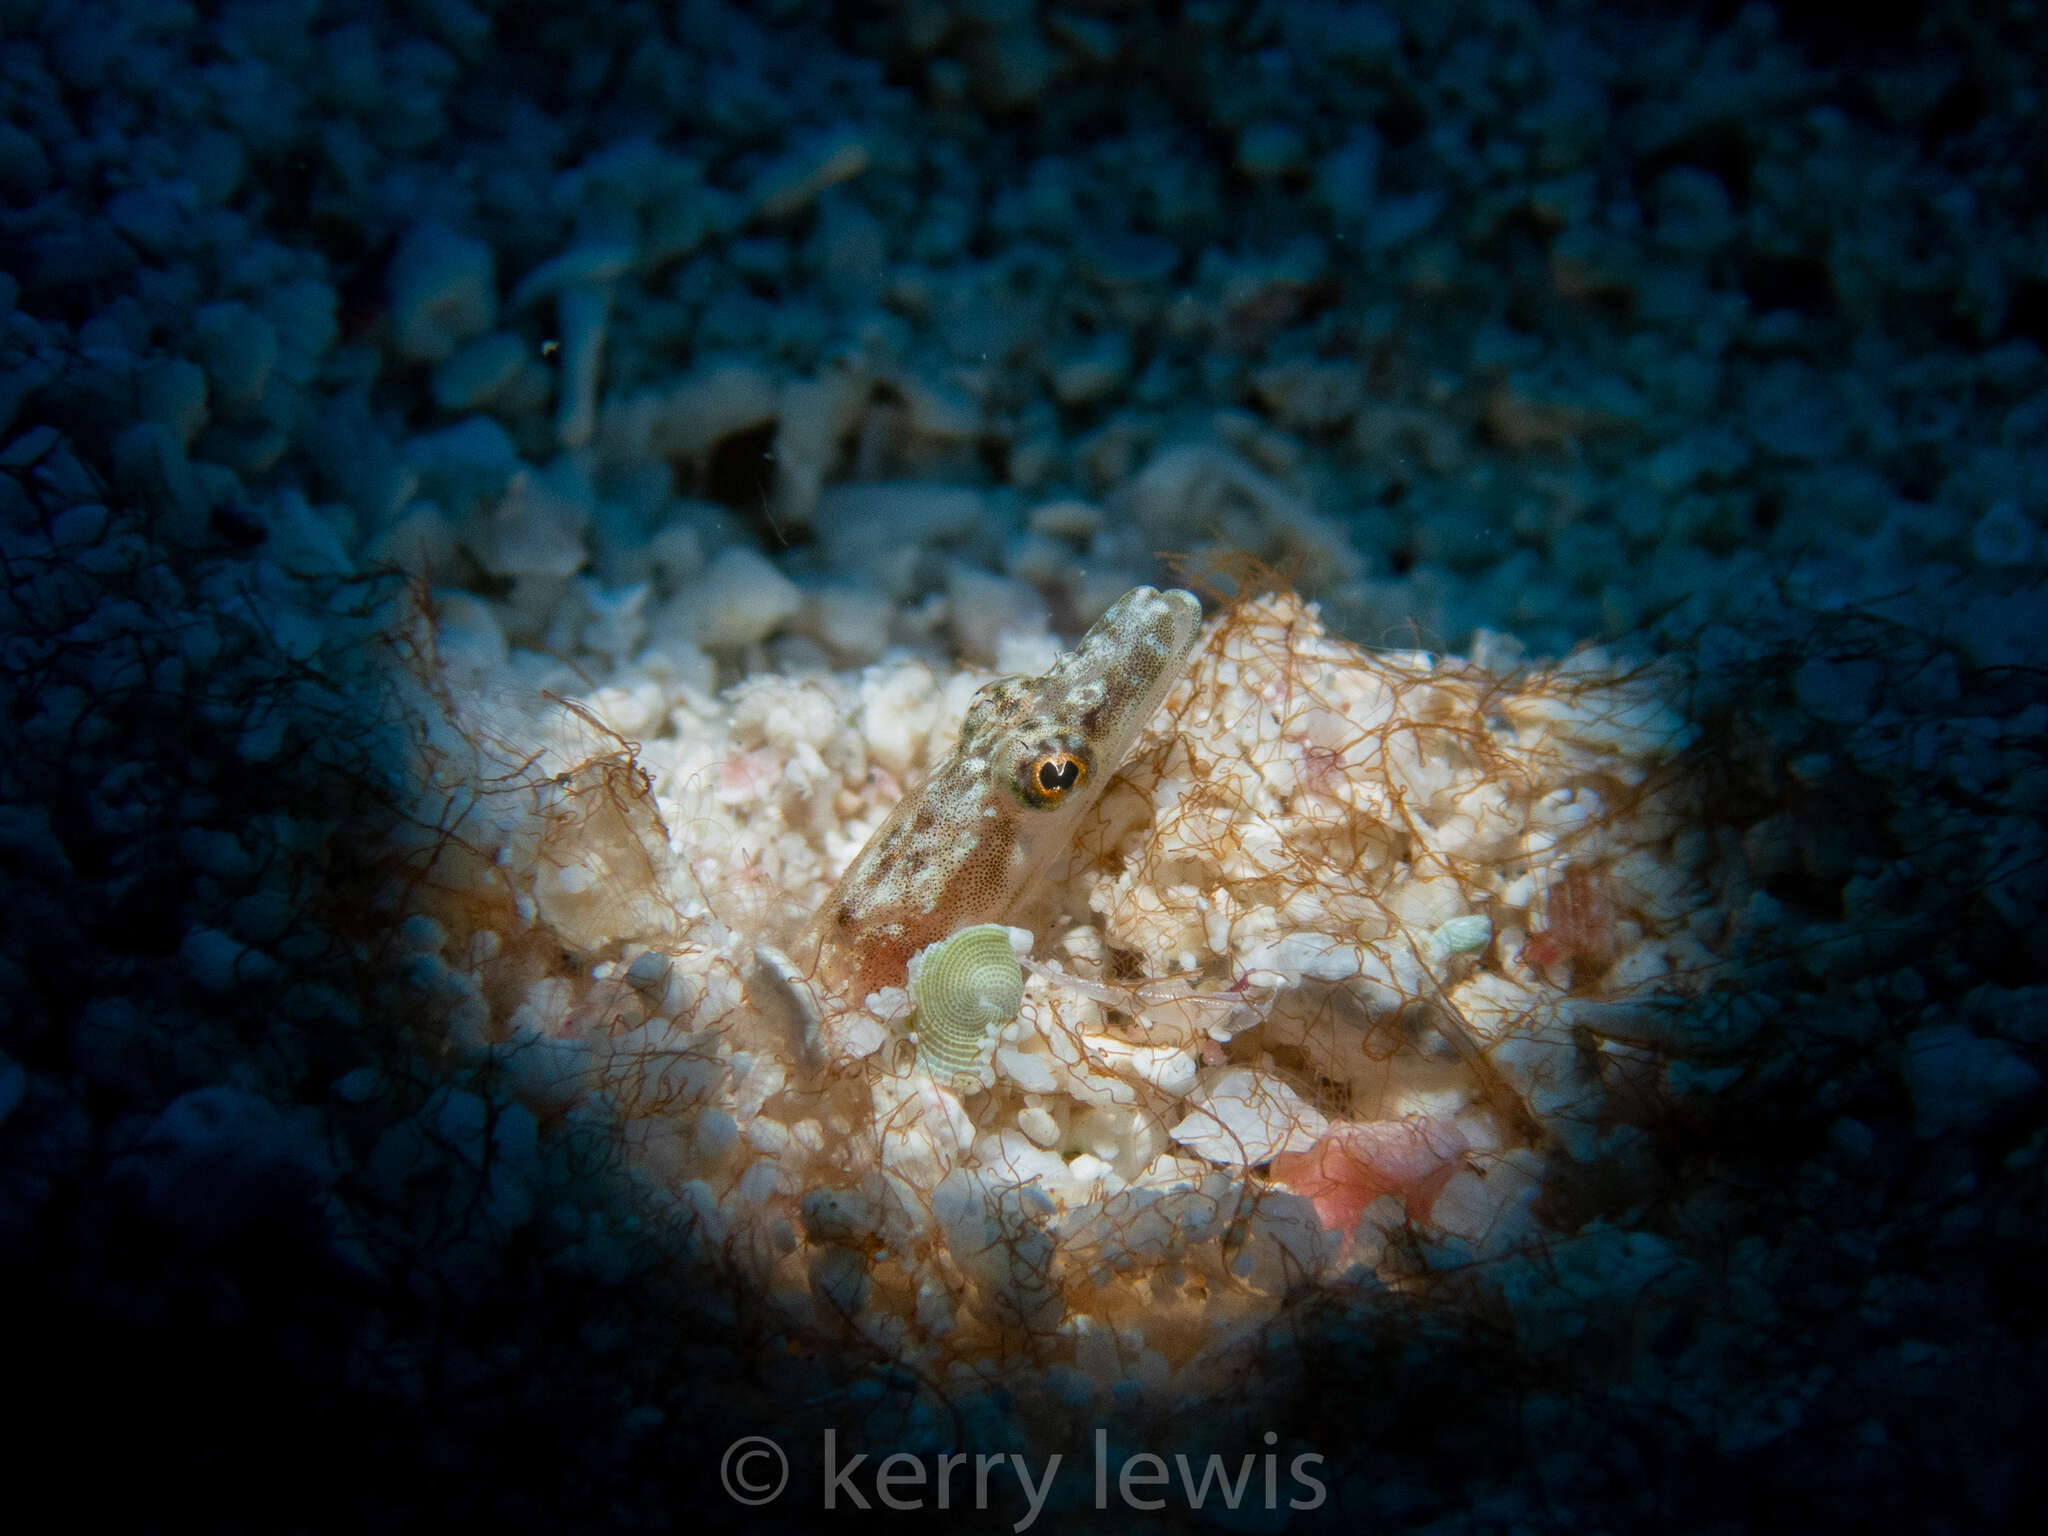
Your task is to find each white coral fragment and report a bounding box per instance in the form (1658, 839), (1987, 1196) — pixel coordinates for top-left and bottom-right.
(1170, 1067), (1330, 1166)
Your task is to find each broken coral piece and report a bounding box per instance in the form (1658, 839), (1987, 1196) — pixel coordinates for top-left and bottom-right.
(1170, 1066), (1330, 1165)
(1269, 1118), (1472, 1229)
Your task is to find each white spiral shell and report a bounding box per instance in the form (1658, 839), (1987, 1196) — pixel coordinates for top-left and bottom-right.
(907, 924), (1026, 1091)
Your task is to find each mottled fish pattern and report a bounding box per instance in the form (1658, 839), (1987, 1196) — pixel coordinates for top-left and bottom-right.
(812, 586), (1203, 999)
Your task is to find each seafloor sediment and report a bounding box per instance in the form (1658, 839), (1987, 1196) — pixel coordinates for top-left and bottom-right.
(2, 2), (2043, 1530)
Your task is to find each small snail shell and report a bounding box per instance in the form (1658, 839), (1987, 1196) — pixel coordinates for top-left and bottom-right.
(908, 924), (1026, 1091)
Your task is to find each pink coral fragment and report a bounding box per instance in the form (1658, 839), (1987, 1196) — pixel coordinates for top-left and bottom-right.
(1269, 1118), (1471, 1230)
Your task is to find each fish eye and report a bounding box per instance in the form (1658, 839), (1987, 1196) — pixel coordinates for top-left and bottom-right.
(1023, 751), (1086, 806)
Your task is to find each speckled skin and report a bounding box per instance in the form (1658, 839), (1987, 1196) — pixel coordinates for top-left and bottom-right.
(813, 586), (1203, 1000)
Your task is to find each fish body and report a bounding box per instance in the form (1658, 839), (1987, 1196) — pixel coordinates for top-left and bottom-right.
(812, 586), (1203, 999)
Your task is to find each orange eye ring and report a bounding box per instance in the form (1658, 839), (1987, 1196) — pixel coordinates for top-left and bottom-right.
(1022, 751), (1086, 806)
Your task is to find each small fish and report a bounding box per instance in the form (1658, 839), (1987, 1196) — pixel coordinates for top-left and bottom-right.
(812, 586), (1203, 999)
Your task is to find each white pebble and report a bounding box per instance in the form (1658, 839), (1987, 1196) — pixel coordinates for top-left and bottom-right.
(1170, 1068), (1329, 1166)
(553, 283), (610, 449)
(510, 241), (635, 309)
(1026, 499), (1104, 540)
(695, 1108), (740, 1162)
(805, 583), (893, 663)
(140, 358), (208, 447)
(431, 332), (527, 412)
(750, 125), (871, 220)
(483, 470), (588, 578)
(946, 563), (1049, 664)
(191, 301), (278, 404)
(996, 1044), (1060, 1095)
(1049, 335), (1131, 406)
(636, 358), (779, 462)
(1236, 122), (1307, 178)
(1970, 498), (2038, 568)
(1902, 1025), (2041, 1139)
(684, 546), (802, 647)
(179, 926), (276, 994)
(388, 221), (497, 363)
